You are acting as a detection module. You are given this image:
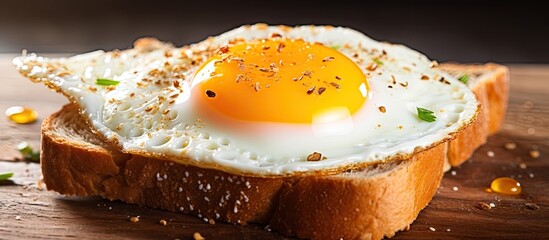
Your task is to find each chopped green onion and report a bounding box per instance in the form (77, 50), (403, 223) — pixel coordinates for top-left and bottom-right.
(331, 45), (341, 50)
(96, 78), (120, 86)
(372, 58), (383, 65)
(458, 74), (469, 84)
(0, 172), (14, 181)
(417, 107), (436, 122)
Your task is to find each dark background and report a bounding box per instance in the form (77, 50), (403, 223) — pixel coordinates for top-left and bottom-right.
(1, 0), (547, 63)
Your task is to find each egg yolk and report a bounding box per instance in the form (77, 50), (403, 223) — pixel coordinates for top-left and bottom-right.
(193, 38), (368, 123)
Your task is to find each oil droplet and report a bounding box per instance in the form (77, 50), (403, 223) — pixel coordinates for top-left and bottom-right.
(490, 177), (521, 195)
(5, 106), (37, 124)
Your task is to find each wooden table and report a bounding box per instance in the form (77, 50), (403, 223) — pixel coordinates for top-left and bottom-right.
(1, 54), (547, 239)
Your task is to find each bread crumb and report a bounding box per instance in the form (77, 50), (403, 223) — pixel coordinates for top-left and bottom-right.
(504, 142), (517, 150)
(159, 219), (167, 226)
(130, 216), (140, 223)
(489, 203), (496, 208)
(452, 186), (458, 191)
(208, 219), (216, 225)
(529, 173), (535, 178)
(527, 128), (535, 135)
(15, 215), (21, 220)
(429, 227), (436, 232)
(519, 163), (527, 169)
(525, 203), (540, 210)
(487, 151), (495, 157)
(451, 171), (456, 176)
(478, 202), (491, 210)
(446, 228), (451, 232)
(193, 232), (205, 240)
(529, 150), (540, 159)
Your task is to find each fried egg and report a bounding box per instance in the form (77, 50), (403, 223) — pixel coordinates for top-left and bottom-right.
(13, 24), (478, 176)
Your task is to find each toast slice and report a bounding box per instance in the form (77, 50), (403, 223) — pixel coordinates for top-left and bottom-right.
(40, 63), (509, 240)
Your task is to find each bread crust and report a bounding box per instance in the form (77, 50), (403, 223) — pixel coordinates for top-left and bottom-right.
(439, 63), (510, 166)
(40, 62), (509, 239)
(42, 104), (445, 240)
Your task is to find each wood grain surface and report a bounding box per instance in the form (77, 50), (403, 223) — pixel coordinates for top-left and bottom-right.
(0, 54), (548, 239)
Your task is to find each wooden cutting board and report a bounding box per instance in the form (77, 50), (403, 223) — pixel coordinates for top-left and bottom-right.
(1, 55), (547, 239)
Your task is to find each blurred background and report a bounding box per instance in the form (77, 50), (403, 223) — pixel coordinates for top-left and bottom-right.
(1, 0), (547, 63)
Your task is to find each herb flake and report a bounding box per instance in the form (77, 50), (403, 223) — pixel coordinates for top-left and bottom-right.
(458, 74), (469, 84)
(417, 107), (436, 122)
(0, 172), (13, 181)
(96, 78), (120, 86)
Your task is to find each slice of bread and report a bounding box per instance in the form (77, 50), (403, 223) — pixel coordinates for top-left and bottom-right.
(40, 63), (509, 239)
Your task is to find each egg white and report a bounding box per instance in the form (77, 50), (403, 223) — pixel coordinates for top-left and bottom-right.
(14, 24), (478, 176)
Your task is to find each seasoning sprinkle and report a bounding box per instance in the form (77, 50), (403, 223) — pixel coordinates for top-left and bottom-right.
(318, 87), (326, 95)
(307, 152), (323, 161)
(529, 150), (540, 159)
(277, 43), (285, 52)
(379, 106), (386, 113)
(193, 232), (205, 240)
(421, 75), (429, 80)
(322, 56), (335, 62)
(525, 203), (540, 210)
(306, 86), (316, 95)
(206, 90), (216, 98)
(159, 219), (168, 226)
(130, 216), (140, 223)
(218, 46), (229, 53)
(330, 82), (341, 89)
(504, 142), (517, 150)
(477, 202), (492, 210)
(335, 75), (341, 80)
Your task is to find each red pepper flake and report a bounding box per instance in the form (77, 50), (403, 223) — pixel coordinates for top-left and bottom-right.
(379, 106), (386, 113)
(218, 46), (229, 54)
(271, 33), (282, 38)
(335, 76), (341, 80)
(421, 75), (430, 80)
(322, 56), (335, 62)
(307, 86), (316, 95)
(318, 87), (326, 95)
(330, 82), (340, 89)
(307, 152), (323, 161)
(206, 90), (216, 98)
